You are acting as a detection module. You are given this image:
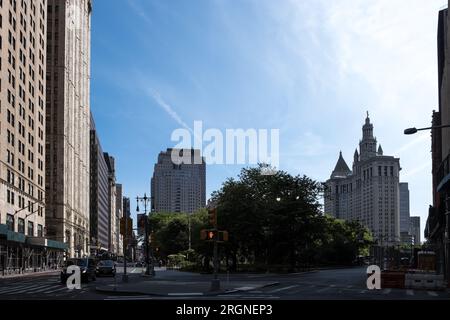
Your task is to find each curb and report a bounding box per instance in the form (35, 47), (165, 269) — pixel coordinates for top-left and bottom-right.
(95, 282), (281, 297)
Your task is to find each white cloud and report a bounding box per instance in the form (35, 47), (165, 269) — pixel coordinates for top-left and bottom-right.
(144, 87), (193, 133)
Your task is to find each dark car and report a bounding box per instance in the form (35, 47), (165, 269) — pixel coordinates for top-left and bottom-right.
(60, 258), (97, 284)
(96, 260), (116, 277)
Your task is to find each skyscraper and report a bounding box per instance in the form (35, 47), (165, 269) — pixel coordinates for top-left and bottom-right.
(324, 114), (401, 245)
(104, 153), (117, 254)
(116, 183), (123, 255)
(89, 113), (109, 254)
(151, 149), (206, 214)
(410, 216), (421, 245)
(0, 0), (51, 272)
(399, 183), (411, 233)
(123, 197), (131, 218)
(45, 0), (92, 258)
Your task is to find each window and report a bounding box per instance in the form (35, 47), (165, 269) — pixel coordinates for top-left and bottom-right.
(37, 224), (43, 237)
(6, 214), (14, 231)
(27, 221), (34, 236)
(18, 218), (25, 234)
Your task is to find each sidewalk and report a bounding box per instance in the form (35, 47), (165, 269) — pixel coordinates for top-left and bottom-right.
(96, 278), (279, 297)
(0, 270), (60, 280)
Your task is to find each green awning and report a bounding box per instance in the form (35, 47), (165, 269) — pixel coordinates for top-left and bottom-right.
(0, 224), (7, 237)
(46, 239), (68, 250)
(7, 230), (26, 243)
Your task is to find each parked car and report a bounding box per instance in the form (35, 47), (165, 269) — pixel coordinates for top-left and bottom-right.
(96, 260), (116, 277)
(60, 258), (97, 284)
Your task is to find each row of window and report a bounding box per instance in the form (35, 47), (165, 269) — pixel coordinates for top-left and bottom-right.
(6, 213), (43, 236)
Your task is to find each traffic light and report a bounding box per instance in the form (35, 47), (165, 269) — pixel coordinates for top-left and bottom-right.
(207, 230), (217, 241)
(200, 229), (229, 242)
(208, 208), (217, 227)
(219, 231), (229, 242)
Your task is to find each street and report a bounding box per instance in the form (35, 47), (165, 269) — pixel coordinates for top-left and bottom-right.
(0, 267), (449, 300)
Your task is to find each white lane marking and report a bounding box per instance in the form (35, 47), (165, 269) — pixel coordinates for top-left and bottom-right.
(382, 289), (391, 294)
(406, 290), (414, 296)
(427, 291), (438, 297)
(235, 287), (256, 291)
(316, 287), (331, 293)
(105, 296), (154, 301)
(167, 293), (204, 296)
(268, 285), (300, 293)
(42, 287), (71, 294)
(360, 290), (367, 294)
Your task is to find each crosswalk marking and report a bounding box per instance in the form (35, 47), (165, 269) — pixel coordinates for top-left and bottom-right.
(27, 284), (61, 294)
(427, 291), (438, 297)
(43, 287), (70, 294)
(2, 284), (45, 295)
(406, 290), (414, 296)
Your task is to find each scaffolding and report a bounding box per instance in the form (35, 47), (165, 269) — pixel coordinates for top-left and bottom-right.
(0, 239), (66, 276)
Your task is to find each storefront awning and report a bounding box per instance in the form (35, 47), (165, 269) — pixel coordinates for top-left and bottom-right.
(7, 230), (26, 243)
(46, 239), (68, 250)
(0, 224), (7, 238)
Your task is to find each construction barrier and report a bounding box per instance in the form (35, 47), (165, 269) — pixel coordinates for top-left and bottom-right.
(405, 273), (445, 291)
(381, 272), (405, 289)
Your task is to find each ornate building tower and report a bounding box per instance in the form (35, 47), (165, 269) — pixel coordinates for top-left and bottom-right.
(325, 113), (401, 246)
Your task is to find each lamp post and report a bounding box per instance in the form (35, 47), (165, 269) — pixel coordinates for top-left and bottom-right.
(404, 123), (450, 281)
(136, 194), (155, 276)
(404, 124), (450, 135)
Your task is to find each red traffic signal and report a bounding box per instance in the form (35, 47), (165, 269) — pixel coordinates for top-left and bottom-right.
(200, 229), (229, 242)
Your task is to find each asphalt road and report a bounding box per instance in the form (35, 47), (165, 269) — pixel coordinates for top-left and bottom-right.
(0, 267), (449, 300)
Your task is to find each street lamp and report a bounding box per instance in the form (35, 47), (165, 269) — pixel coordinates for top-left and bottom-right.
(136, 193), (155, 277)
(404, 124), (450, 135)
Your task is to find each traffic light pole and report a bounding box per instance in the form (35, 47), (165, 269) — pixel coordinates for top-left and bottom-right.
(211, 232), (220, 291)
(209, 208), (220, 291)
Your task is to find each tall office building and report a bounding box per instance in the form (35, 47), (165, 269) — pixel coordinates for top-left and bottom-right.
(410, 216), (421, 245)
(399, 183), (411, 230)
(104, 153), (117, 254)
(89, 113), (109, 254)
(116, 183), (123, 255)
(151, 149), (206, 214)
(324, 114), (401, 245)
(123, 197), (131, 218)
(0, 0), (48, 260)
(45, 0), (92, 257)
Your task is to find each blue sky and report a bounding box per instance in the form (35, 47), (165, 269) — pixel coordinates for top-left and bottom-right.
(90, 0), (448, 240)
